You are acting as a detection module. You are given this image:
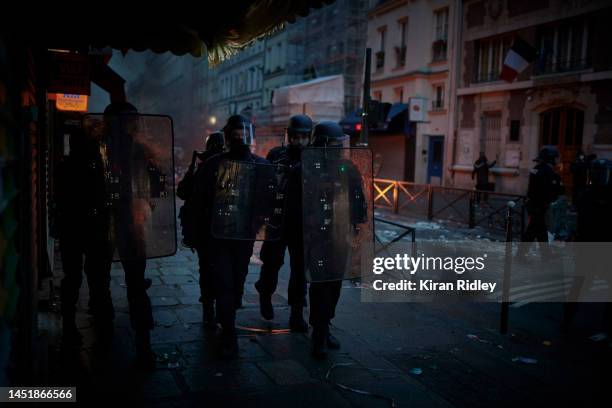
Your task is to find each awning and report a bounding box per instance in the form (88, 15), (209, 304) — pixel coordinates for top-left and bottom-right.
(385, 103), (408, 122)
(10, 1), (335, 65)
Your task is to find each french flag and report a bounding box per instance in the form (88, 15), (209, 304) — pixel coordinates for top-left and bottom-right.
(500, 37), (537, 83)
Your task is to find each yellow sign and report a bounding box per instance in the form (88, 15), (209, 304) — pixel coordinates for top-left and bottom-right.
(56, 94), (88, 112)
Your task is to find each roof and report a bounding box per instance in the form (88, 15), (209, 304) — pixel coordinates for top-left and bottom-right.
(14, 1), (335, 65)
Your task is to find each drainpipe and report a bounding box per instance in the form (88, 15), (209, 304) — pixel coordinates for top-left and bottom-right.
(449, 0), (464, 186)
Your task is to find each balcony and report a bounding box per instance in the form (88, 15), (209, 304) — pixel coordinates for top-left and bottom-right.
(473, 70), (501, 84)
(431, 99), (444, 111)
(376, 51), (385, 70)
(534, 58), (589, 76)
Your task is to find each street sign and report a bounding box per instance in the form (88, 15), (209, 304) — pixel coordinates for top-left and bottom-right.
(55, 94), (88, 112)
(409, 97), (426, 122)
(47, 52), (91, 95)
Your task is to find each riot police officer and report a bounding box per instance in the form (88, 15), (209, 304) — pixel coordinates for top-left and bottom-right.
(178, 131), (224, 328)
(191, 115), (268, 358)
(305, 121), (367, 358)
(55, 128), (114, 348)
(103, 102), (157, 368)
(564, 158), (612, 332)
(517, 146), (564, 258)
(255, 115), (312, 332)
(177, 131), (224, 201)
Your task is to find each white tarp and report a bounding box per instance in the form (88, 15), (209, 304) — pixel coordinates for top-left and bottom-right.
(271, 75), (344, 123)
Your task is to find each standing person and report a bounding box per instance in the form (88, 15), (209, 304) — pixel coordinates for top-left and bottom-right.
(191, 115), (268, 358)
(178, 131), (224, 328)
(517, 146), (564, 258)
(255, 115), (312, 332)
(55, 128), (114, 349)
(103, 102), (157, 368)
(564, 158), (612, 333)
(472, 152), (496, 204)
(304, 121), (368, 359)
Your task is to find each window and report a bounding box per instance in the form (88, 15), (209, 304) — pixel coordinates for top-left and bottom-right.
(481, 112), (502, 161)
(432, 8), (449, 61)
(394, 87), (404, 103)
(474, 36), (512, 83)
(396, 18), (408, 67)
(509, 120), (521, 142)
(432, 85), (444, 110)
(540, 108), (583, 147)
(376, 27), (386, 69)
(535, 18), (588, 75)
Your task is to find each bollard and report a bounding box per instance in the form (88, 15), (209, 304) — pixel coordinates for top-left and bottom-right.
(500, 200), (515, 334)
(469, 191), (476, 228)
(393, 182), (399, 214)
(427, 185), (434, 220)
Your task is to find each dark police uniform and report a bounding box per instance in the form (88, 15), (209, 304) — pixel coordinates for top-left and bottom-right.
(191, 144), (268, 353)
(178, 144), (224, 325)
(255, 146), (307, 313)
(56, 132), (113, 341)
(564, 159), (612, 332)
(522, 161), (563, 245)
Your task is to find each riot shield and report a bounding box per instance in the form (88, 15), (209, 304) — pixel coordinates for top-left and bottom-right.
(211, 159), (285, 241)
(302, 147), (373, 282)
(81, 113), (176, 261)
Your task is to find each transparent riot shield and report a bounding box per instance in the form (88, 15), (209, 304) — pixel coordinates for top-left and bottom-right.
(81, 113), (176, 261)
(302, 147), (373, 282)
(211, 160), (285, 241)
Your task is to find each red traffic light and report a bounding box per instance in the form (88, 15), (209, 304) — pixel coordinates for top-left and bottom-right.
(355, 123), (362, 131)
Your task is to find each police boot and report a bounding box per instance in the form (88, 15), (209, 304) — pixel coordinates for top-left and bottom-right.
(311, 325), (328, 359)
(219, 325), (239, 359)
(203, 302), (217, 330)
(258, 293), (274, 320)
(289, 307), (308, 333)
(134, 329), (156, 370)
(326, 327), (341, 350)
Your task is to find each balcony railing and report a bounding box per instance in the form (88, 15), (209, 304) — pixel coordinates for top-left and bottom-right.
(534, 58), (589, 76)
(473, 70), (501, 83)
(431, 99), (444, 110)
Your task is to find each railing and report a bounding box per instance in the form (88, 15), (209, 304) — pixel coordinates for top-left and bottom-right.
(373, 179), (526, 237)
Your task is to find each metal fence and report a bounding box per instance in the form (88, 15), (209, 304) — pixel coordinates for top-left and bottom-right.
(373, 178), (526, 237)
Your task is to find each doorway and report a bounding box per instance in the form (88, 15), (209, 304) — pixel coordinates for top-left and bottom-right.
(427, 135), (444, 184)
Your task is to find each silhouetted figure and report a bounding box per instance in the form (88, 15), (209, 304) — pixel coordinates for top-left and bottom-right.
(56, 128), (113, 348)
(178, 131), (224, 328)
(518, 146), (564, 258)
(570, 150), (596, 205)
(191, 115), (268, 358)
(564, 158), (612, 333)
(472, 152), (496, 204)
(103, 102), (157, 368)
(255, 115), (312, 333)
(305, 121), (367, 359)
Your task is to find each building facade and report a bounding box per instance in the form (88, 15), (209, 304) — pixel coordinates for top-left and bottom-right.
(449, 0), (612, 194)
(367, 0), (455, 184)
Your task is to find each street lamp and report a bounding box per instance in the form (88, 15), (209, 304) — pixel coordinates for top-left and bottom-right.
(209, 116), (217, 125)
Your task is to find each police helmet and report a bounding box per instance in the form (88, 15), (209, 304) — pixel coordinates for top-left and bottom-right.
(205, 131), (225, 153)
(222, 114), (254, 147)
(311, 121), (348, 147)
(535, 145), (559, 164)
